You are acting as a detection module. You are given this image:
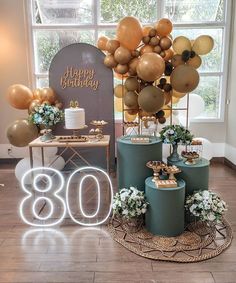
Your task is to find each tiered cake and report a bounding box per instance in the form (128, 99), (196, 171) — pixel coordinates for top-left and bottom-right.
(65, 107), (85, 129)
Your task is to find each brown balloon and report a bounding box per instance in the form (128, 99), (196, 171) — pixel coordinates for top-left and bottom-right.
(116, 16), (143, 50)
(137, 53), (165, 82)
(7, 84), (33, 110)
(7, 119), (38, 147)
(187, 54), (202, 69)
(114, 84), (127, 98)
(142, 26), (153, 37)
(28, 99), (41, 114)
(125, 77), (139, 91)
(138, 85), (165, 113)
(97, 36), (109, 50)
(128, 58), (139, 75)
(140, 45), (154, 55)
(114, 46), (132, 65)
(159, 36), (172, 50)
(171, 54), (185, 67)
(149, 37), (160, 46)
(131, 50), (140, 57)
(124, 91), (139, 108)
(155, 18), (173, 37)
(104, 54), (118, 68)
(40, 88), (57, 104)
(172, 36), (192, 54)
(164, 48), (174, 61)
(106, 39), (120, 54)
(153, 45), (162, 54)
(170, 65), (200, 93)
(114, 64), (129, 74)
(142, 36), (151, 44)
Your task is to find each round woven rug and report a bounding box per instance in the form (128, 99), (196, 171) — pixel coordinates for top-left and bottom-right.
(107, 218), (233, 262)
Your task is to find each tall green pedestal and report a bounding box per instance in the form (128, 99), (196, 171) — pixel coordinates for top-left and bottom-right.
(168, 158), (210, 197)
(117, 136), (162, 191)
(145, 177), (185, 237)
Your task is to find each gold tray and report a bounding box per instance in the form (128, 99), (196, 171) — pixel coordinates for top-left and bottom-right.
(57, 136), (88, 143)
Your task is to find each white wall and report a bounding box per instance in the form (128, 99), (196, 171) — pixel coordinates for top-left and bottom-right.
(0, 0), (235, 163)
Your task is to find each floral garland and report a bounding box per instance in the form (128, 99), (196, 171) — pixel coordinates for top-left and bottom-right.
(160, 124), (193, 145)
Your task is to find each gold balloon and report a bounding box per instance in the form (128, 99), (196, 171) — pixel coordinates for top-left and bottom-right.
(33, 88), (43, 102)
(104, 54), (118, 68)
(114, 64), (129, 75)
(140, 45), (154, 55)
(171, 54), (185, 67)
(28, 99), (41, 114)
(125, 111), (137, 122)
(172, 36), (192, 54)
(7, 119), (38, 147)
(97, 36), (109, 50)
(114, 46), (132, 64)
(172, 89), (187, 98)
(7, 84), (33, 110)
(142, 26), (153, 37)
(124, 77), (139, 91)
(124, 91), (139, 108)
(159, 36), (172, 50)
(170, 65), (200, 93)
(114, 84), (127, 98)
(40, 88), (56, 104)
(187, 55), (202, 69)
(137, 53), (165, 82)
(155, 18), (173, 37)
(116, 16), (143, 50)
(138, 85), (165, 113)
(114, 97), (123, 112)
(106, 39), (120, 54)
(192, 35), (214, 55)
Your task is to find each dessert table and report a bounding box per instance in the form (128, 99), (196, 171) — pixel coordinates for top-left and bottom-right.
(29, 135), (111, 173)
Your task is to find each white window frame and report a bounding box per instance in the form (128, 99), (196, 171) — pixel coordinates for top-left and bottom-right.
(26, 0), (232, 123)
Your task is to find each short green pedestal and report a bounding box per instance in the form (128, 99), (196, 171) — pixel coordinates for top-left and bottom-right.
(168, 158), (210, 197)
(145, 177), (185, 237)
(117, 136), (162, 191)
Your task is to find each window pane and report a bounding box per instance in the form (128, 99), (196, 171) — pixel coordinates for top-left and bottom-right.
(100, 0), (158, 24)
(33, 0), (93, 24)
(34, 30), (95, 73)
(36, 77), (49, 88)
(194, 75), (221, 118)
(172, 28), (223, 72)
(164, 0), (224, 23)
(98, 29), (116, 39)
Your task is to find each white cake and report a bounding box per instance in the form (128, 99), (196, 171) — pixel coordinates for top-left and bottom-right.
(65, 108), (85, 129)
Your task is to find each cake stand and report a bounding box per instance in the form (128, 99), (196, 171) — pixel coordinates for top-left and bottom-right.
(146, 161), (167, 182)
(89, 120), (108, 140)
(58, 125), (88, 142)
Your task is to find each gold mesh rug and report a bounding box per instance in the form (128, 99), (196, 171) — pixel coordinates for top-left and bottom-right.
(107, 218), (233, 262)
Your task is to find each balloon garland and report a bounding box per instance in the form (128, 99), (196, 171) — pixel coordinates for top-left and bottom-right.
(98, 16), (214, 131)
(6, 85), (63, 147)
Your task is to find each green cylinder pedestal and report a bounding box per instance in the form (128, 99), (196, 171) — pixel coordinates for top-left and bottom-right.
(117, 136), (162, 191)
(145, 177), (185, 237)
(168, 158), (210, 197)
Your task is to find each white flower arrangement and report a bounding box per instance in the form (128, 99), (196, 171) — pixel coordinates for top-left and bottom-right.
(112, 187), (148, 219)
(185, 190), (227, 223)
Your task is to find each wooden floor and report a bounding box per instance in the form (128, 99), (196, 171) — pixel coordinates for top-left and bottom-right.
(0, 162), (235, 283)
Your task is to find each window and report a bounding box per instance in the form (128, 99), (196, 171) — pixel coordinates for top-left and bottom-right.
(28, 0), (231, 121)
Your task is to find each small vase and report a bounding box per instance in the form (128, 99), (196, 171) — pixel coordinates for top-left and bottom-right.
(168, 144), (182, 162)
(40, 127), (55, 142)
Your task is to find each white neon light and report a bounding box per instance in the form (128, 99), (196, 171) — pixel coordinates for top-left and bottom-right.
(20, 167), (66, 227)
(32, 196), (54, 220)
(79, 174), (100, 218)
(33, 174), (52, 193)
(66, 166), (113, 227)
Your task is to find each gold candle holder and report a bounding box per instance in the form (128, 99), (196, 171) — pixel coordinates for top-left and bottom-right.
(146, 161), (167, 182)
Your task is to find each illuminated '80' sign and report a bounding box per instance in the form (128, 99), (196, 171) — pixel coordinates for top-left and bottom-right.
(20, 166), (113, 227)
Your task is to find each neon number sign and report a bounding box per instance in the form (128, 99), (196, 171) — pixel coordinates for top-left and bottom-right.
(20, 166), (113, 227)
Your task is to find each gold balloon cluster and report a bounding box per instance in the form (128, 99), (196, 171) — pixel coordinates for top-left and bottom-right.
(98, 16), (214, 121)
(6, 84), (63, 147)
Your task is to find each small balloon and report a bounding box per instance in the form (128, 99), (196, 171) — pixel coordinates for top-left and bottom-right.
(171, 54), (185, 67)
(104, 54), (118, 68)
(106, 39), (120, 54)
(192, 35), (214, 55)
(124, 77), (139, 91)
(155, 18), (173, 37)
(172, 36), (192, 54)
(164, 48), (174, 61)
(124, 91), (139, 108)
(140, 45), (154, 55)
(7, 84), (33, 110)
(33, 88), (43, 102)
(159, 36), (172, 50)
(97, 36), (109, 50)
(114, 64), (129, 75)
(128, 58), (139, 75)
(40, 88), (57, 104)
(28, 99), (41, 114)
(114, 84), (127, 98)
(187, 54), (202, 69)
(114, 46), (132, 64)
(142, 26), (153, 37)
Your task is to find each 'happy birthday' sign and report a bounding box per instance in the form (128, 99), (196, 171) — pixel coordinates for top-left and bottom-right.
(60, 66), (99, 91)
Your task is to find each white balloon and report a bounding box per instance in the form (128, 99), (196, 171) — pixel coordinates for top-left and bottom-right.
(47, 156), (65, 171)
(15, 157), (42, 184)
(33, 147), (58, 158)
(193, 137), (213, 160)
(177, 93), (205, 118)
(162, 143), (171, 163)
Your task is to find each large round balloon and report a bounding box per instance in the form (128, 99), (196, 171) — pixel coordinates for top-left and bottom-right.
(114, 84), (127, 98)
(124, 91), (139, 108)
(116, 16), (143, 50)
(114, 46), (132, 64)
(7, 119), (38, 147)
(177, 93), (205, 118)
(155, 18), (173, 37)
(40, 88), (56, 104)
(7, 84), (33, 109)
(192, 35), (214, 55)
(170, 65), (200, 93)
(172, 36), (192, 54)
(97, 36), (109, 50)
(137, 53), (165, 82)
(193, 137), (213, 160)
(138, 85), (165, 113)
(124, 77), (139, 91)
